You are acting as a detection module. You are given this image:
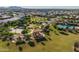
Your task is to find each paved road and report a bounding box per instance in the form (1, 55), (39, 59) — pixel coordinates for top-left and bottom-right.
(0, 13), (24, 23)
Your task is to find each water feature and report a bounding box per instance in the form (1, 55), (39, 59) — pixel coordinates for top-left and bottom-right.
(57, 25), (67, 29)
(57, 24), (74, 30)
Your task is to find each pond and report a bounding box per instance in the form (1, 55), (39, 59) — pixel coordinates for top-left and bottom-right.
(57, 25), (67, 29)
(57, 24), (74, 30)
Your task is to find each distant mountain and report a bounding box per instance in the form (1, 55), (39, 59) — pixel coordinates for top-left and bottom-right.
(6, 6), (25, 12)
(8, 6), (22, 9)
(0, 6), (79, 13)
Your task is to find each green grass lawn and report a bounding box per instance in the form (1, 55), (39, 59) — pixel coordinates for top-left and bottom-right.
(0, 26), (79, 52)
(0, 32), (78, 52)
(31, 16), (47, 22)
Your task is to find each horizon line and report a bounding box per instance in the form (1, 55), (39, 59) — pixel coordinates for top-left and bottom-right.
(1, 6), (79, 9)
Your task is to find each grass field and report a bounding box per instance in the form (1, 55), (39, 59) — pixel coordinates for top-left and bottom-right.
(0, 25), (79, 52)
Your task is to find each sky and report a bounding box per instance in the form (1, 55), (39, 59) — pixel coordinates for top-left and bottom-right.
(22, 6), (79, 9)
(0, 0), (79, 9)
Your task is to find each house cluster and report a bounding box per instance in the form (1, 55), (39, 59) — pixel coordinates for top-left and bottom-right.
(55, 15), (79, 31)
(9, 23), (46, 43)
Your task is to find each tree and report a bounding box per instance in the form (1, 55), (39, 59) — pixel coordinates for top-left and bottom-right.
(6, 42), (10, 46)
(28, 41), (35, 47)
(18, 46), (23, 52)
(21, 29), (28, 34)
(16, 40), (25, 46)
